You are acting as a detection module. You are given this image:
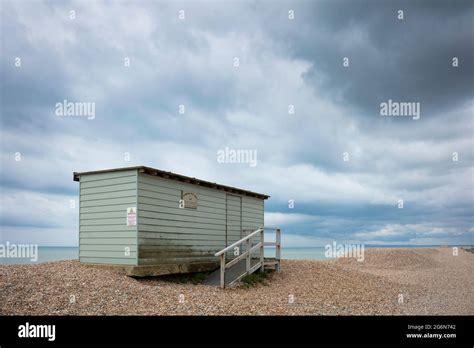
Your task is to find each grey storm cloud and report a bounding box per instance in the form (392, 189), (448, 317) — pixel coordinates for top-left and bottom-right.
(274, 0), (474, 117)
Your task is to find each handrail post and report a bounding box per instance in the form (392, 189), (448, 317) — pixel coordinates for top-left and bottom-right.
(246, 238), (251, 273)
(220, 253), (225, 289)
(276, 229), (281, 273)
(260, 229), (264, 271)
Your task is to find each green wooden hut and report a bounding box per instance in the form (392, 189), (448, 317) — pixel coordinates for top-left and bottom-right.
(73, 166), (270, 276)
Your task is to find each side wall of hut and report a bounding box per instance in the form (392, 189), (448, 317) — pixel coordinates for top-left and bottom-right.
(79, 169), (138, 265)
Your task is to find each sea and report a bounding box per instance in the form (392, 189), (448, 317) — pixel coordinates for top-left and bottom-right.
(0, 245), (446, 265)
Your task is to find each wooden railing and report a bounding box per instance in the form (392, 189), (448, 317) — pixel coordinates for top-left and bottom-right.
(215, 227), (281, 289)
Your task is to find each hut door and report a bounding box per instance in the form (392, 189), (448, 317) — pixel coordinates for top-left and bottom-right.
(226, 194), (242, 257)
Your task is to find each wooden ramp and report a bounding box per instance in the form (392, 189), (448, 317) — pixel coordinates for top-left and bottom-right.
(205, 227), (282, 288)
(204, 259), (260, 286)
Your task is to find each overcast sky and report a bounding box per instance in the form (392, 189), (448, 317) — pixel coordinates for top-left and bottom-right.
(1, 0), (473, 247)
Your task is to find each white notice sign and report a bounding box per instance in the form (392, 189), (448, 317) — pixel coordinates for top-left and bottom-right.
(127, 207), (137, 226)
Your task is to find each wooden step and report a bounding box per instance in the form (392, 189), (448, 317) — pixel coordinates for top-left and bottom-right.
(263, 261), (279, 266)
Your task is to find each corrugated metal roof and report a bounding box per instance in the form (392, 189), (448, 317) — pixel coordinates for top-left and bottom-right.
(73, 166), (270, 199)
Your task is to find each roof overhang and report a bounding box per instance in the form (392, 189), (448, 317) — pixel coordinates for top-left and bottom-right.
(73, 166), (270, 200)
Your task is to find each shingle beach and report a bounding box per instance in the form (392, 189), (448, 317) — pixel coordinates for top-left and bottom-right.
(1, 248), (472, 315)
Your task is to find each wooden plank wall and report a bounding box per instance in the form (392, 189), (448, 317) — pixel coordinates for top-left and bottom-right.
(137, 173), (264, 266)
(79, 170), (138, 265)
